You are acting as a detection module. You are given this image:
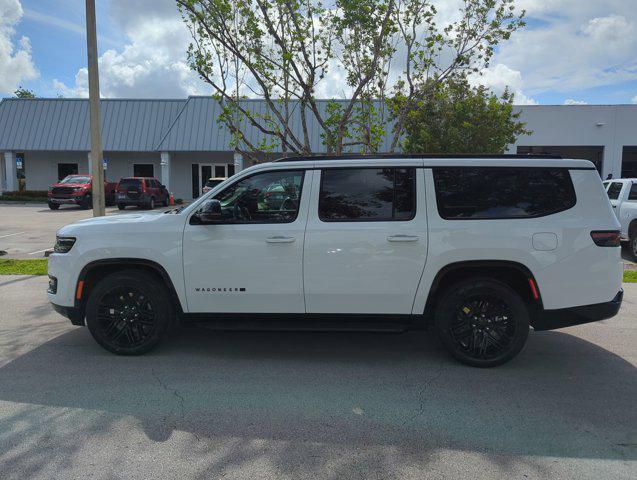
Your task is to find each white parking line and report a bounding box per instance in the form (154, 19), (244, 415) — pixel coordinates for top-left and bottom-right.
(28, 248), (51, 255)
(0, 231), (26, 238)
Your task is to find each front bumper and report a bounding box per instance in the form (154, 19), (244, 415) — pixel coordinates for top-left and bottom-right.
(49, 197), (84, 204)
(51, 303), (85, 326)
(531, 290), (623, 331)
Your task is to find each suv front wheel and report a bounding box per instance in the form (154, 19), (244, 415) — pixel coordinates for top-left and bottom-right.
(85, 270), (172, 355)
(434, 278), (530, 367)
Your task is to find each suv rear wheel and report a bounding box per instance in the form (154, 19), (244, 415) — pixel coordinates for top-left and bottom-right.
(85, 270), (172, 355)
(434, 278), (529, 367)
(629, 225), (637, 261)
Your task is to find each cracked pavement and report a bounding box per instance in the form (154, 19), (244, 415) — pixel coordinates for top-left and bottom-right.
(0, 275), (635, 479)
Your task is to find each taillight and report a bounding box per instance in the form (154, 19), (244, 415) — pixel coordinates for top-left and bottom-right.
(590, 230), (620, 247)
(141, 181), (147, 193)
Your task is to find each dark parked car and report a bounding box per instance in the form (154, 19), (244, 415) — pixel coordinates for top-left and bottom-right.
(116, 177), (168, 210)
(47, 174), (117, 210)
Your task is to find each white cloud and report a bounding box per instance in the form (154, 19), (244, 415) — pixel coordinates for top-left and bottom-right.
(564, 99), (587, 105)
(0, 0), (38, 95)
(55, 0), (209, 98)
(471, 64), (537, 105)
(631, 95), (637, 104)
(581, 14), (632, 42)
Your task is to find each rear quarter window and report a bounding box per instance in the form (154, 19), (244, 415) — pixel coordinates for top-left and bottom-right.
(433, 167), (576, 220)
(607, 182), (623, 200)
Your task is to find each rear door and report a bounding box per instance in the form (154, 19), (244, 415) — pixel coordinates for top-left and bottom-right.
(303, 165), (428, 314)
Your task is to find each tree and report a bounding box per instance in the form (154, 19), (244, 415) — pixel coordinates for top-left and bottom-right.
(177, 0), (525, 161)
(14, 86), (36, 98)
(401, 78), (530, 154)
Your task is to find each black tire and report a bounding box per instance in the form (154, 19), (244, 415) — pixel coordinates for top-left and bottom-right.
(48, 202), (59, 210)
(85, 270), (173, 355)
(434, 278), (529, 368)
(117, 203), (126, 210)
(629, 227), (637, 262)
(146, 197), (155, 209)
(82, 194), (92, 210)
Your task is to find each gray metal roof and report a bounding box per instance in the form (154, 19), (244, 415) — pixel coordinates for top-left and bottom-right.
(0, 98), (186, 151)
(0, 96), (396, 153)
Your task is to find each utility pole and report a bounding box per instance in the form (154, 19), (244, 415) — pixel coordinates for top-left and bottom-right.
(85, 0), (105, 216)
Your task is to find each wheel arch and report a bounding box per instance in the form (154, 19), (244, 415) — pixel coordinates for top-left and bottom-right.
(74, 258), (184, 325)
(423, 260), (543, 320)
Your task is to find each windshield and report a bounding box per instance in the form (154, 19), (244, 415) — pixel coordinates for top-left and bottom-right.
(119, 179), (142, 188)
(60, 175), (90, 184)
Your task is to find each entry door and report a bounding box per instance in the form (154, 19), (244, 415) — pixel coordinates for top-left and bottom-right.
(199, 164), (230, 196)
(183, 169), (312, 313)
(199, 164), (213, 197)
(303, 167), (428, 314)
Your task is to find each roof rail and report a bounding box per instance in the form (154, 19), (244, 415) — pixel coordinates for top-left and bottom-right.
(273, 153), (563, 162)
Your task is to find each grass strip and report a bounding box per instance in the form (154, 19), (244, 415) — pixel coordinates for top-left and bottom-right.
(0, 259), (49, 275)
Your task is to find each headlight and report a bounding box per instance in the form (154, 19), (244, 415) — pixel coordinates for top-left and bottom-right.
(74, 187), (84, 192)
(54, 236), (76, 253)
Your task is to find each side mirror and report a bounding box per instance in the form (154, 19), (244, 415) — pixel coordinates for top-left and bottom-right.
(193, 199), (222, 223)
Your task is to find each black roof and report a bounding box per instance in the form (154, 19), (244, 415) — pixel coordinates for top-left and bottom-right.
(273, 153), (562, 162)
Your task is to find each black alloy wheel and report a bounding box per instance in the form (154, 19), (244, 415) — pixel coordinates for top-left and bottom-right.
(435, 278), (529, 367)
(85, 270), (172, 354)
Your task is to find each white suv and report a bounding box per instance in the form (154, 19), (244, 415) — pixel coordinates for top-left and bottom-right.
(48, 155), (623, 367)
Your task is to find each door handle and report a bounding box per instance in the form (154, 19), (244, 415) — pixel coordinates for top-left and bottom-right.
(387, 235), (419, 242)
(266, 236), (296, 243)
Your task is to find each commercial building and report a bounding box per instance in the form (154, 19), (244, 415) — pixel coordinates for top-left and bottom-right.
(1, 97), (636, 200)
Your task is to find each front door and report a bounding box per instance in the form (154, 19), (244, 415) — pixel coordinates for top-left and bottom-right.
(183, 168), (311, 313)
(303, 166), (428, 314)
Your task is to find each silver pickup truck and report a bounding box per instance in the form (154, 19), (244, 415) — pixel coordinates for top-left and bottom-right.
(604, 178), (637, 260)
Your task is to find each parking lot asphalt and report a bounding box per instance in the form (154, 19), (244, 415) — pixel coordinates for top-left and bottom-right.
(0, 275), (635, 480)
(0, 202), (173, 259)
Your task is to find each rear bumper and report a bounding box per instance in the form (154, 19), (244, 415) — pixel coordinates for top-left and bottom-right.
(51, 303), (85, 326)
(531, 290), (623, 331)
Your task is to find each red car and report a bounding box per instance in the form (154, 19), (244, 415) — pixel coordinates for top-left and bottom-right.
(116, 177), (169, 210)
(48, 174), (117, 210)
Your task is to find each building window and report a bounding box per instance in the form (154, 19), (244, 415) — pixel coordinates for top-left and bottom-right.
(133, 164), (154, 177)
(214, 165), (226, 178)
(517, 146), (604, 175)
(191, 164), (199, 198)
(227, 163), (235, 177)
(621, 147), (637, 179)
(57, 163), (78, 180)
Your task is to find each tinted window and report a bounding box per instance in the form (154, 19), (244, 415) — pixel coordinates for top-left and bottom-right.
(433, 167), (576, 220)
(628, 183), (637, 201)
(212, 170), (304, 223)
(319, 168), (416, 222)
(119, 179), (142, 189)
(607, 182), (623, 200)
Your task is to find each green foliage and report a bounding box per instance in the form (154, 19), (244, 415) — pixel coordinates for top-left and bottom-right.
(624, 270), (637, 283)
(177, 0), (526, 157)
(401, 78), (530, 154)
(14, 86), (36, 98)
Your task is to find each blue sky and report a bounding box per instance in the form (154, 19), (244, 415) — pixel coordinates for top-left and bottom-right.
(1, 0), (637, 105)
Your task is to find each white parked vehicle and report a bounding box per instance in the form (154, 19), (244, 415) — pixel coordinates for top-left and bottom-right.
(603, 178), (637, 260)
(48, 155), (623, 367)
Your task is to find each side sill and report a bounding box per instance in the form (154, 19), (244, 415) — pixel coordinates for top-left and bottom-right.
(531, 290), (623, 331)
(181, 313), (425, 332)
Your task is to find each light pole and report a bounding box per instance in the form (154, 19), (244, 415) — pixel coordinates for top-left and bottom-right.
(85, 0), (105, 216)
